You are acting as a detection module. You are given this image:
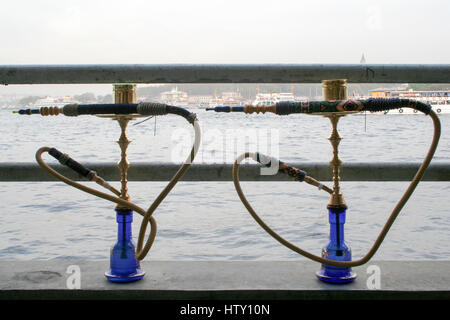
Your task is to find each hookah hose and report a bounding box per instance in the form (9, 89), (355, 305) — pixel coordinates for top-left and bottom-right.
(226, 99), (441, 268)
(22, 102), (201, 260)
(205, 97), (432, 115)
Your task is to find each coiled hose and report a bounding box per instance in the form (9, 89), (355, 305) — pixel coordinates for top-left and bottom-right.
(32, 104), (201, 260)
(232, 105), (440, 268)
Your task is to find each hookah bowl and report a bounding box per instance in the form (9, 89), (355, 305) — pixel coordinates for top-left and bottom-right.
(105, 209), (145, 282)
(316, 207), (356, 284)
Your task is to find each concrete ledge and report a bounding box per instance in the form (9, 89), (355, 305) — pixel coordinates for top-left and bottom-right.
(1, 261), (449, 300)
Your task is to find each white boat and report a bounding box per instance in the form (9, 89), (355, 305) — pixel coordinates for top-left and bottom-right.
(367, 89), (450, 115)
(33, 96), (79, 108)
(252, 92), (308, 106)
(378, 104), (450, 115)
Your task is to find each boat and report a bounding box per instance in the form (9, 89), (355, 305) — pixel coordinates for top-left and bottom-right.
(252, 92), (308, 106)
(33, 96), (80, 109)
(368, 88), (450, 114)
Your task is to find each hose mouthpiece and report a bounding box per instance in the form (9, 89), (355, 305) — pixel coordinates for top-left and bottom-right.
(15, 108), (42, 115)
(206, 106), (245, 112)
(15, 106), (63, 116)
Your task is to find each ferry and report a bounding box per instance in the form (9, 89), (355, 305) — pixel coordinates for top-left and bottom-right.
(33, 96), (80, 109)
(210, 90), (249, 108)
(368, 89), (450, 114)
(1, 96), (79, 110)
(252, 92), (308, 106)
(160, 88), (249, 108)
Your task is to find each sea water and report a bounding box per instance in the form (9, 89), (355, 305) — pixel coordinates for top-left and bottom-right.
(0, 109), (449, 261)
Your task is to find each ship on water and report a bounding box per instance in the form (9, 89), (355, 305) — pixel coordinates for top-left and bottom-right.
(1, 96), (80, 111)
(160, 87), (250, 108)
(252, 92), (308, 106)
(368, 88), (450, 114)
(33, 96), (80, 109)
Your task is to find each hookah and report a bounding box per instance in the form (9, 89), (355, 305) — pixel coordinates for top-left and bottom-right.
(15, 85), (201, 283)
(207, 80), (441, 284)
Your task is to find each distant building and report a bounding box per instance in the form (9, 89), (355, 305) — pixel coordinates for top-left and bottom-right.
(187, 94), (213, 107)
(160, 87), (188, 106)
(220, 91), (247, 106)
(159, 88), (249, 107)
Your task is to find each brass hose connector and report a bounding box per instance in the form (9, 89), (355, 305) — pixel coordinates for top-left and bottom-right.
(243, 104), (277, 114)
(304, 176), (333, 194)
(40, 106), (62, 116)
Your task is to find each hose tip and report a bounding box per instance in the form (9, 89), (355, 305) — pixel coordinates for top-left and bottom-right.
(12, 110), (18, 114)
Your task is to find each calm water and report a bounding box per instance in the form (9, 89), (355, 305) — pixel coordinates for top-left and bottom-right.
(0, 109), (449, 261)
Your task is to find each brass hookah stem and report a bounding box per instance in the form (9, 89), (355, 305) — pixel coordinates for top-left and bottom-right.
(327, 114), (347, 208)
(322, 79), (347, 209)
(114, 84), (136, 208)
(117, 117), (131, 202)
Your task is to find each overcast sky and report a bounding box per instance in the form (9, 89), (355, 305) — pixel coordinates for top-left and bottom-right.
(1, 0), (449, 94)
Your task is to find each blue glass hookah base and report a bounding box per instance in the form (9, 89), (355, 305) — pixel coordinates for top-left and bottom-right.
(105, 209), (145, 283)
(316, 208), (357, 284)
(316, 266), (357, 284)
